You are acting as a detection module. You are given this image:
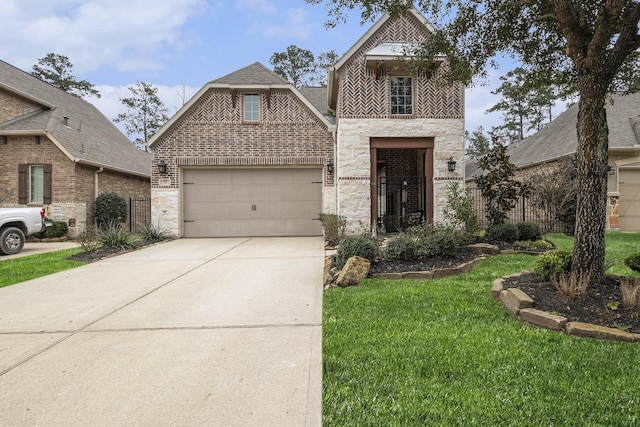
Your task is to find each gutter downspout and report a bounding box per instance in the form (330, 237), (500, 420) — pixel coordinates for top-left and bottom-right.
(94, 167), (104, 200)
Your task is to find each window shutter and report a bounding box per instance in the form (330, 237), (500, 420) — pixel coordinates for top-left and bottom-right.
(18, 164), (27, 204)
(43, 164), (52, 204)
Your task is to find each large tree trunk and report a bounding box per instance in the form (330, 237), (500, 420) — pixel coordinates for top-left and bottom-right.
(572, 76), (610, 285)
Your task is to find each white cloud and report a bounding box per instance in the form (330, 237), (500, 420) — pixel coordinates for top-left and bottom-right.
(0, 0), (207, 74)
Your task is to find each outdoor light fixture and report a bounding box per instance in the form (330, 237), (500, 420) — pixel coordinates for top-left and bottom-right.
(327, 161), (334, 174)
(157, 160), (168, 175)
(607, 165), (616, 175)
(447, 156), (456, 172)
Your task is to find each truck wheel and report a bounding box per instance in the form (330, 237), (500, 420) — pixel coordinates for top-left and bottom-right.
(0, 227), (25, 255)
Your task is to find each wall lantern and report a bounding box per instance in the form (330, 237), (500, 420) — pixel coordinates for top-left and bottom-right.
(607, 165), (616, 175)
(447, 156), (456, 172)
(327, 161), (334, 174)
(157, 160), (168, 175)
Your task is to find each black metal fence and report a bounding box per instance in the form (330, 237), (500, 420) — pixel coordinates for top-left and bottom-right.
(129, 198), (151, 233)
(468, 187), (571, 234)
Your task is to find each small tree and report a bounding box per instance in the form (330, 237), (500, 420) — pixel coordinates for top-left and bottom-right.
(443, 181), (478, 238)
(114, 81), (169, 147)
(474, 139), (531, 226)
(31, 52), (100, 99)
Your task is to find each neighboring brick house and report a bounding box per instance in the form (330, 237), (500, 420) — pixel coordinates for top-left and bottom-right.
(465, 92), (640, 231)
(0, 60), (151, 236)
(148, 7), (465, 237)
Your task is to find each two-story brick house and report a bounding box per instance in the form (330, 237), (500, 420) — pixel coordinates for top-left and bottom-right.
(148, 7), (465, 237)
(0, 60), (151, 236)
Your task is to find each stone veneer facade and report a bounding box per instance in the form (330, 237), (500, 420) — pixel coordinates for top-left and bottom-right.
(335, 118), (464, 233)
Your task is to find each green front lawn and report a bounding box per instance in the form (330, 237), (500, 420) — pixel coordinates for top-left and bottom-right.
(0, 248), (85, 288)
(323, 234), (640, 426)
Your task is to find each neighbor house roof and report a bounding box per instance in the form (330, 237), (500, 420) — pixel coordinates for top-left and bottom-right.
(148, 62), (336, 148)
(0, 60), (151, 178)
(465, 91), (640, 180)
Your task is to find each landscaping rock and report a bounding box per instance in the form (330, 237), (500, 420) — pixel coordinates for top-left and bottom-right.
(336, 256), (370, 287)
(468, 243), (500, 255)
(432, 268), (459, 279)
(519, 308), (567, 331)
(491, 279), (504, 299)
(372, 272), (403, 280)
(501, 288), (534, 314)
(566, 322), (636, 342)
(402, 271), (433, 280)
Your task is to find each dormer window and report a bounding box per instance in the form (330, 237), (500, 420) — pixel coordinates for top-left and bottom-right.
(390, 77), (413, 115)
(244, 93), (260, 121)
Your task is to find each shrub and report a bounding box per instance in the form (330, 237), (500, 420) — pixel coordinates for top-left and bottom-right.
(98, 221), (135, 249)
(443, 181), (478, 238)
(95, 192), (128, 230)
(516, 222), (542, 241)
(76, 230), (101, 252)
(513, 239), (553, 251)
(620, 277), (640, 309)
(535, 250), (572, 281)
(319, 213), (346, 246)
(336, 235), (377, 267)
(37, 220), (68, 238)
(385, 233), (419, 261)
(552, 271), (590, 298)
(139, 222), (168, 241)
(486, 223), (519, 243)
(624, 252), (640, 273)
(422, 227), (458, 258)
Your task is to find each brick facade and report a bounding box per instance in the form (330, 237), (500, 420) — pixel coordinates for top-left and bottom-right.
(1, 134), (150, 236)
(151, 88), (335, 236)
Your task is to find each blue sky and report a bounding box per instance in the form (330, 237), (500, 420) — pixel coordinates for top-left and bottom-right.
(0, 0), (541, 139)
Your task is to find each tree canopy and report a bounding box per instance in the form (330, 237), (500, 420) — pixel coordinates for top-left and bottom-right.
(307, 0), (640, 284)
(270, 45), (339, 87)
(31, 53), (100, 99)
(114, 81), (169, 148)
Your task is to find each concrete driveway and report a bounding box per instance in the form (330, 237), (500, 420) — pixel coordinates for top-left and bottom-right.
(0, 237), (324, 426)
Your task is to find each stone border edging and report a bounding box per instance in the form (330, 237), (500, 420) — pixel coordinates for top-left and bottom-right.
(371, 255), (488, 280)
(493, 271), (640, 343)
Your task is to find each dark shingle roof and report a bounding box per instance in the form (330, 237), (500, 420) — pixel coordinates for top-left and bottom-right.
(0, 60), (151, 177)
(211, 62), (289, 85)
(465, 92), (640, 180)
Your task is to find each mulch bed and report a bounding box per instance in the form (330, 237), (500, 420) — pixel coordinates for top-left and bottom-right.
(367, 242), (640, 334)
(503, 272), (640, 333)
(67, 239), (166, 263)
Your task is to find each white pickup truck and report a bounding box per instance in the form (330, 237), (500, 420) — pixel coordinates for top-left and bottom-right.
(0, 208), (45, 255)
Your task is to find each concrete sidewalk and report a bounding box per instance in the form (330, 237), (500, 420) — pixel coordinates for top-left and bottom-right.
(0, 237), (324, 426)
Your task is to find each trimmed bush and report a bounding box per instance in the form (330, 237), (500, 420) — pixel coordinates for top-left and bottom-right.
(385, 233), (419, 261)
(98, 221), (135, 249)
(535, 250), (572, 281)
(95, 192), (128, 230)
(36, 220), (68, 238)
(516, 222), (542, 241)
(336, 236), (377, 267)
(624, 252), (640, 273)
(422, 228), (458, 258)
(486, 222), (519, 243)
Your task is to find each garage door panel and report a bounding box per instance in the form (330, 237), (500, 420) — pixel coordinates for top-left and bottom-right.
(619, 170), (640, 231)
(183, 168), (323, 237)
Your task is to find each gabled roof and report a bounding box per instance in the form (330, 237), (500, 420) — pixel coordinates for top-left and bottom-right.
(0, 60), (151, 177)
(212, 62), (289, 85)
(148, 62), (335, 148)
(465, 91), (640, 180)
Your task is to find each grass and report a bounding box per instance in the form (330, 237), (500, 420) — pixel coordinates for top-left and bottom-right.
(323, 236), (640, 426)
(0, 248), (85, 288)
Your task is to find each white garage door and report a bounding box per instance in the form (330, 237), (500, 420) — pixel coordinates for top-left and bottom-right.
(619, 169), (640, 231)
(182, 168), (323, 237)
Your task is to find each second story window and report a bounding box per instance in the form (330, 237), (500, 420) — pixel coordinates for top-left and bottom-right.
(244, 93), (260, 121)
(390, 77), (413, 115)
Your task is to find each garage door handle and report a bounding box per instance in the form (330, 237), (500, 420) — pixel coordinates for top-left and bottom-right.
(184, 220), (195, 223)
